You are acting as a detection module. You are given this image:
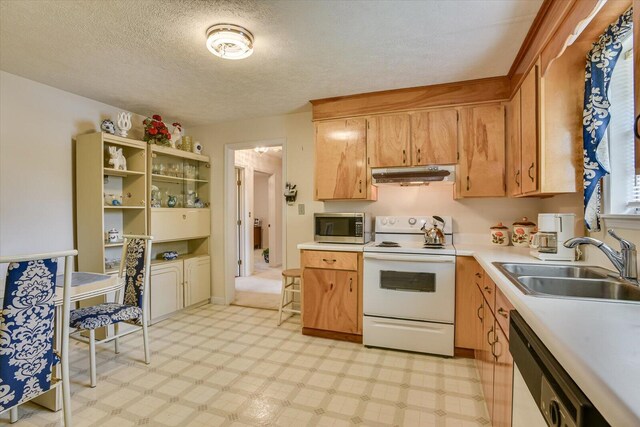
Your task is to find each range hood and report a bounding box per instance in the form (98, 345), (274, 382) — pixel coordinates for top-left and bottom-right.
(371, 165), (455, 185)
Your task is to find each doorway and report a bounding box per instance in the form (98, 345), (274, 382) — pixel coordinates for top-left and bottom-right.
(228, 142), (285, 309)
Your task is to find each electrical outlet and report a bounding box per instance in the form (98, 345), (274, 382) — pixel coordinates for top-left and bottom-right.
(298, 204), (305, 215)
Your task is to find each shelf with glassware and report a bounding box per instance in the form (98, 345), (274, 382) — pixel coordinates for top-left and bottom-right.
(146, 144), (212, 322)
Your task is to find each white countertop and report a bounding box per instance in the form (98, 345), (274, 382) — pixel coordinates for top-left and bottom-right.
(456, 244), (640, 427)
(297, 242), (368, 252)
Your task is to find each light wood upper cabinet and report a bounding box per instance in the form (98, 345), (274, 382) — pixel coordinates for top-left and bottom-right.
(411, 109), (459, 165)
(302, 268), (359, 334)
(506, 91), (522, 197)
(520, 65), (539, 194)
(315, 118), (369, 200)
(367, 114), (410, 167)
(458, 104), (506, 197)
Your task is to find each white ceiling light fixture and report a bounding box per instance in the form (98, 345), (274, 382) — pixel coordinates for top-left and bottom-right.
(206, 24), (254, 60)
(254, 147), (269, 155)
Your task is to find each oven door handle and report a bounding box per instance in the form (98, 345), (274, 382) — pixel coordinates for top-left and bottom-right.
(364, 253), (455, 263)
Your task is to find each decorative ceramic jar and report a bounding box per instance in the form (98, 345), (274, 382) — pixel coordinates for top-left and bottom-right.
(490, 222), (510, 246)
(512, 217), (536, 247)
(107, 228), (119, 243)
(181, 135), (193, 152)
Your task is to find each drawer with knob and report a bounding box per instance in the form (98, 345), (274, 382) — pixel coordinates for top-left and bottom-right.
(301, 250), (358, 271)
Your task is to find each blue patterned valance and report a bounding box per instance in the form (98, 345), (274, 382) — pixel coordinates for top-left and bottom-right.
(583, 7), (633, 231)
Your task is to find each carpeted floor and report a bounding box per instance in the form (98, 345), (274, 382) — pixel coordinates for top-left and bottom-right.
(233, 250), (283, 310)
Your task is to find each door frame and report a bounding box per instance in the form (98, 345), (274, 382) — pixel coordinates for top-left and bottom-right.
(235, 167), (246, 277)
(224, 138), (286, 305)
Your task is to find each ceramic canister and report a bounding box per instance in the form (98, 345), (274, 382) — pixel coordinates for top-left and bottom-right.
(512, 217), (536, 247)
(490, 222), (510, 246)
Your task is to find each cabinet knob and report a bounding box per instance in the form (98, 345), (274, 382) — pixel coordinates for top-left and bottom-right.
(497, 307), (508, 318)
(417, 148), (421, 164)
(483, 286), (492, 294)
(182, 214), (187, 220)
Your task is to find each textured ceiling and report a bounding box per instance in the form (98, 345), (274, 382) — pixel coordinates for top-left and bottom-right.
(0, 0), (542, 126)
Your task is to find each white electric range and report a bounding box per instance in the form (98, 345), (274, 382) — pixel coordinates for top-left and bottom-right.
(363, 216), (456, 356)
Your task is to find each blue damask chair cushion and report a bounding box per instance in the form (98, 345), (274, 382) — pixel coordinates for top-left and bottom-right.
(70, 303), (142, 330)
(0, 258), (58, 412)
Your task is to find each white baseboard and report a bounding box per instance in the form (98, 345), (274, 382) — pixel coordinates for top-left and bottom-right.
(212, 297), (226, 305)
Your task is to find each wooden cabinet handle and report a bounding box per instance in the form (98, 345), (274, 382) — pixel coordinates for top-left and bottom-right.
(528, 162), (535, 182)
(330, 282), (333, 290)
(477, 303), (484, 322)
(417, 148), (421, 163)
(487, 326), (495, 346)
(358, 180), (362, 193)
(466, 176), (470, 191)
(491, 335), (501, 359)
(515, 170), (520, 187)
(635, 114), (640, 139)
(483, 286), (492, 294)
(497, 307), (508, 318)
(402, 149), (407, 164)
(349, 277), (353, 292)
(322, 258), (337, 264)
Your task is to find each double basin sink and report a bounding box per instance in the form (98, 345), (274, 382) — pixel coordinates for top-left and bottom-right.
(494, 263), (640, 303)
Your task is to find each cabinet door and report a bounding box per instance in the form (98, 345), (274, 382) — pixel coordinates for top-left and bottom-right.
(315, 118), (367, 200)
(459, 104), (506, 197)
(481, 300), (496, 421)
(506, 91), (522, 196)
(367, 114), (411, 167)
(150, 261), (183, 322)
(521, 65), (539, 194)
(411, 109), (458, 165)
(184, 255), (211, 307)
(492, 325), (513, 427)
(455, 257), (483, 349)
(302, 268), (358, 333)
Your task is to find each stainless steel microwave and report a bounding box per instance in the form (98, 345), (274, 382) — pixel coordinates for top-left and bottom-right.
(314, 213), (369, 244)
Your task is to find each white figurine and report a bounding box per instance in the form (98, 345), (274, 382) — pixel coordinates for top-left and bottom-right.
(117, 112), (132, 137)
(108, 146), (127, 170)
(171, 123), (182, 149)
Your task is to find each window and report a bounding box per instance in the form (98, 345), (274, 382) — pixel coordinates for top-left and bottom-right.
(604, 33), (637, 215)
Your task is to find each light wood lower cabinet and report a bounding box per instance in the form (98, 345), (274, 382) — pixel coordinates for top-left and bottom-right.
(456, 257), (513, 427)
(303, 268), (358, 334)
(150, 255), (211, 323)
(301, 250), (362, 341)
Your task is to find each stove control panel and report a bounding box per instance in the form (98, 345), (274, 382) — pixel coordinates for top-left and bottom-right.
(375, 216), (453, 234)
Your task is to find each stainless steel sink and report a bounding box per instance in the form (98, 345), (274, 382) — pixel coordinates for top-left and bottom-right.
(498, 263), (613, 279)
(494, 262), (640, 304)
(517, 276), (640, 301)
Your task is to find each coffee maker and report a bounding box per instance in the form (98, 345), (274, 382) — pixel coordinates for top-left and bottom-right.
(530, 213), (576, 261)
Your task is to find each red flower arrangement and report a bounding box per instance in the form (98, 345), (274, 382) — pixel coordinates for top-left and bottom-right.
(143, 114), (172, 146)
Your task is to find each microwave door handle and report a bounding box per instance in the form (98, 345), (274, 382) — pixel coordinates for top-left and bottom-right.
(364, 254), (455, 263)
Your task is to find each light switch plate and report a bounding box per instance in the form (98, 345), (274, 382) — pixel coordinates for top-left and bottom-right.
(298, 204), (305, 215)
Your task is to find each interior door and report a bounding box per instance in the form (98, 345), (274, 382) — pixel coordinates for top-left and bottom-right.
(302, 268), (358, 333)
(235, 167), (244, 277)
(315, 118), (367, 200)
(367, 114), (411, 167)
(506, 90), (522, 196)
(411, 109), (458, 165)
(520, 64), (539, 194)
(459, 104), (506, 197)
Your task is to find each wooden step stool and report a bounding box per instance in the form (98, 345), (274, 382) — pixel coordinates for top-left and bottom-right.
(278, 268), (301, 326)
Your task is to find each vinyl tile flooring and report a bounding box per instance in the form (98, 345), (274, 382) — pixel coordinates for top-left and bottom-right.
(5, 304), (490, 427)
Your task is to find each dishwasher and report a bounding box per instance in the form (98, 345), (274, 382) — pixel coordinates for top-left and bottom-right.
(509, 311), (609, 427)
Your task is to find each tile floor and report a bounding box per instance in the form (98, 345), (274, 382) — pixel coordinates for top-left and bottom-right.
(6, 304), (490, 427)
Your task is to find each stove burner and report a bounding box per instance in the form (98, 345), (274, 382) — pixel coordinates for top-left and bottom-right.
(377, 241), (400, 248)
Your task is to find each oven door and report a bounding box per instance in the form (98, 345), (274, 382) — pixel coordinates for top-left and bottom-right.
(363, 252), (455, 323)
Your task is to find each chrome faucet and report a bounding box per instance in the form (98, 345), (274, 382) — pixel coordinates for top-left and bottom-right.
(564, 230), (638, 285)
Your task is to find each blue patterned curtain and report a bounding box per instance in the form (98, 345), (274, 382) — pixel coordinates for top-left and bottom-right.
(583, 7), (633, 231)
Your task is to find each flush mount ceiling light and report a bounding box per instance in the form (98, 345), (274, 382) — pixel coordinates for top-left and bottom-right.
(254, 147), (269, 155)
(206, 24), (254, 60)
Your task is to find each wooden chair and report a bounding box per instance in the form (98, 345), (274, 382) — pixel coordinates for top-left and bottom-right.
(0, 250), (77, 426)
(278, 268), (301, 326)
(69, 235), (152, 387)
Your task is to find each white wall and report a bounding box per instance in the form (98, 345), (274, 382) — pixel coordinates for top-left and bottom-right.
(0, 71), (150, 281)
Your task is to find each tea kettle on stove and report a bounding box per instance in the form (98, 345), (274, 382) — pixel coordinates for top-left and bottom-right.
(421, 216), (446, 245)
